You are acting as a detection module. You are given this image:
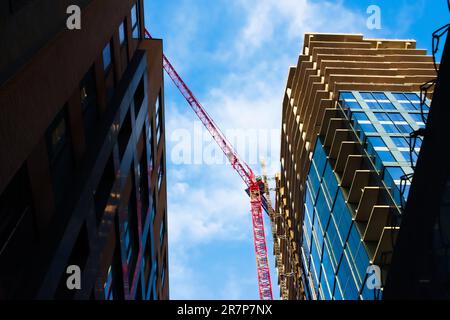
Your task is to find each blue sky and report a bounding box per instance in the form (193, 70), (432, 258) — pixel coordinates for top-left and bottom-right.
(143, 0), (449, 299)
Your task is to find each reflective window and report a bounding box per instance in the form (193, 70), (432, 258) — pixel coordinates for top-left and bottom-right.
(392, 93), (406, 100)
(366, 101), (380, 110)
(372, 92), (387, 101)
(382, 123), (399, 133)
(360, 92), (373, 100)
(103, 42), (112, 71)
(119, 21), (126, 45)
(379, 102), (396, 110)
(378, 150), (395, 162)
(312, 142), (327, 177)
(391, 137), (409, 148)
(352, 112), (369, 122)
(404, 92), (419, 101)
(368, 136), (385, 148)
(316, 187), (331, 230)
(387, 113), (405, 122)
(323, 162), (338, 202)
(131, 3), (140, 39)
(374, 112), (390, 121)
(340, 92), (355, 100)
(359, 123), (376, 133)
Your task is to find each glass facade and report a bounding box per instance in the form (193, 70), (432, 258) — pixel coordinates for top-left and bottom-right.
(339, 91), (430, 207)
(302, 141), (377, 300)
(301, 91), (430, 300)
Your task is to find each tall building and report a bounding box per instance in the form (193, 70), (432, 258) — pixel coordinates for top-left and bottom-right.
(0, 0), (169, 300)
(276, 33), (436, 299)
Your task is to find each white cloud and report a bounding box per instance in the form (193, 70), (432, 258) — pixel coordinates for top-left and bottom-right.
(158, 0), (371, 299)
(234, 0), (368, 57)
(167, 166), (252, 246)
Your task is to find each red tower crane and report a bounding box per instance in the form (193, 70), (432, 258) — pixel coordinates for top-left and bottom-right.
(144, 29), (273, 300)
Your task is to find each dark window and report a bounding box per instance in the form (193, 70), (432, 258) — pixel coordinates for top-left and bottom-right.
(119, 20), (129, 71)
(135, 280), (142, 300)
(103, 41), (115, 103)
(46, 106), (74, 211)
(159, 210), (165, 243)
(0, 164), (35, 298)
(131, 3), (140, 39)
(94, 154), (115, 226)
(157, 153), (164, 192)
(134, 77), (145, 116)
(161, 262), (165, 289)
(80, 66), (99, 143)
(148, 122), (154, 172)
(125, 169), (139, 285)
(139, 133), (149, 225)
(118, 110), (132, 160)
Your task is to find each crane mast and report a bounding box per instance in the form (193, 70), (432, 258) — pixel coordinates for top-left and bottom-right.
(145, 29), (273, 300)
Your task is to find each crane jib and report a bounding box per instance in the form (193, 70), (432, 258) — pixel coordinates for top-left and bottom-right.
(145, 28), (274, 300)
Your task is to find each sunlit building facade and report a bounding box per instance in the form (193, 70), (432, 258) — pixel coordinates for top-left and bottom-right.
(276, 33), (436, 299)
(301, 91), (429, 300)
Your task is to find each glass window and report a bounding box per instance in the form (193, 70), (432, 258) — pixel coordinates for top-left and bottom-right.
(359, 123), (376, 133)
(372, 92), (387, 101)
(322, 245), (335, 291)
(160, 215), (165, 242)
(157, 153), (165, 192)
(310, 245), (320, 289)
(382, 123), (399, 134)
(305, 185), (315, 222)
(386, 166), (405, 182)
(392, 93), (406, 101)
(378, 151), (395, 162)
(409, 113), (425, 123)
(309, 167), (321, 198)
(47, 111), (68, 163)
(119, 21), (126, 45)
(333, 190), (351, 241)
(397, 123), (412, 134)
(80, 66), (98, 142)
(400, 102), (416, 111)
(366, 102), (380, 110)
(374, 112), (390, 121)
(368, 136), (385, 148)
(344, 101), (362, 110)
(312, 141), (327, 177)
(155, 94), (162, 144)
(131, 3), (140, 39)
(343, 270), (359, 299)
(352, 112), (369, 122)
(340, 92), (355, 100)
(320, 266), (332, 300)
(337, 255), (351, 298)
(103, 42), (112, 71)
(387, 113), (405, 122)
(379, 102), (396, 110)
(347, 225), (360, 264)
(323, 162), (338, 202)
(327, 217), (342, 269)
(404, 92), (419, 102)
(360, 92), (373, 100)
(316, 188), (331, 233)
(391, 137), (409, 148)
